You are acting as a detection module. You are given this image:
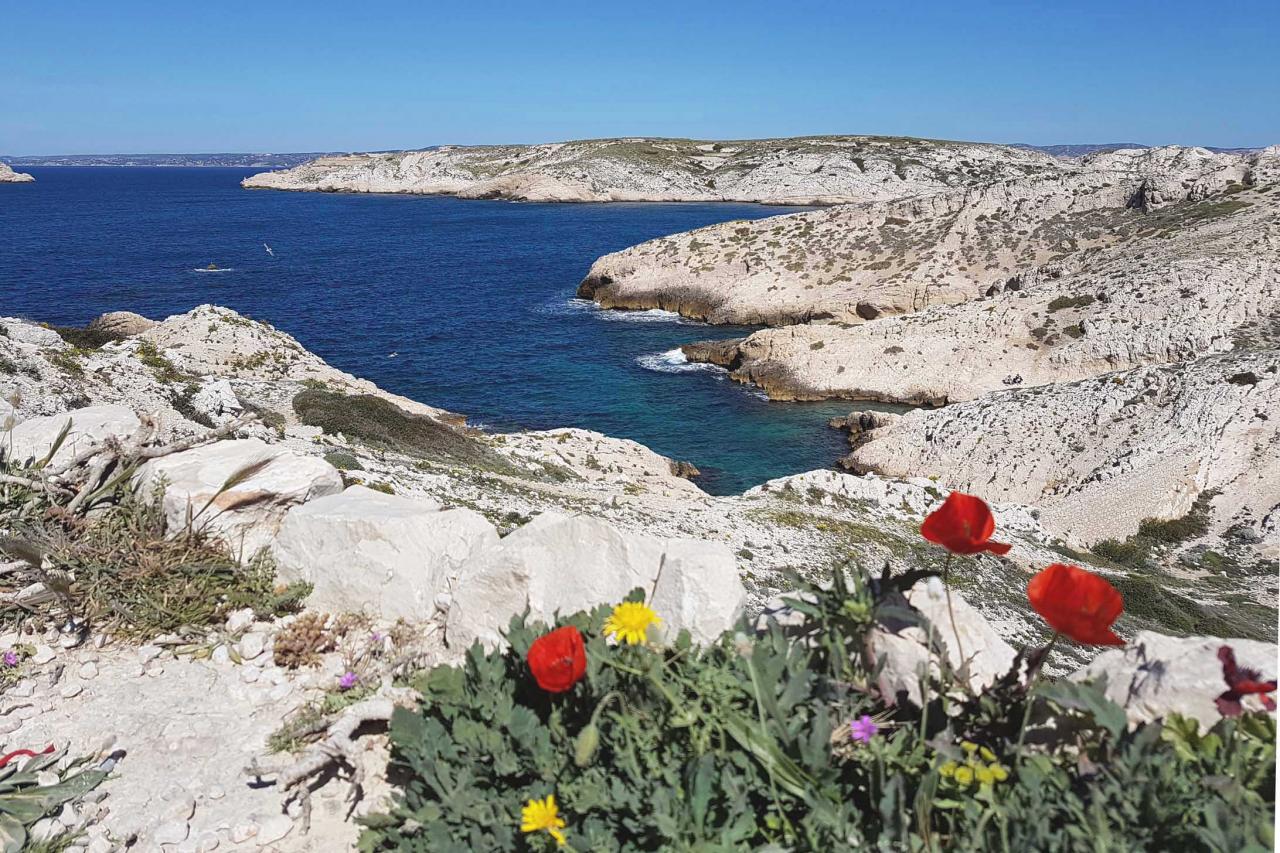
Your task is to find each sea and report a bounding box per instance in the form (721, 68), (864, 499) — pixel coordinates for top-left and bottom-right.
(0, 166), (900, 494)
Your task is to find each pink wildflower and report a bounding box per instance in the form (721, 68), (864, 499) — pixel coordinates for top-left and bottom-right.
(850, 715), (878, 744)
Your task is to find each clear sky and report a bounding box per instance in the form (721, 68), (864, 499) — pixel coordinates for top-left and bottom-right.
(2, 0), (1276, 155)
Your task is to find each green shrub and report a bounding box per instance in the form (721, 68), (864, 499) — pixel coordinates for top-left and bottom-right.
(360, 570), (1276, 851)
(293, 389), (516, 474)
(1046, 294), (1096, 313)
(52, 324), (124, 350)
(323, 451), (364, 471)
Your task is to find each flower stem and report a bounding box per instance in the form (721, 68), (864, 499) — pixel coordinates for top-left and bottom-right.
(941, 554), (967, 680)
(1014, 632), (1059, 760)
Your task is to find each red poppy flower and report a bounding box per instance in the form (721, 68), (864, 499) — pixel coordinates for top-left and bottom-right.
(920, 492), (1011, 556)
(1215, 645), (1277, 717)
(1026, 563), (1124, 645)
(527, 626), (586, 694)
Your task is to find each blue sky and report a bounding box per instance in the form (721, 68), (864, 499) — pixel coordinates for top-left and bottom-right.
(2, 0), (1276, 154)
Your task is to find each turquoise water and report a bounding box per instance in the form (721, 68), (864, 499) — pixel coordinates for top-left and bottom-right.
(0, 167), (892, 493)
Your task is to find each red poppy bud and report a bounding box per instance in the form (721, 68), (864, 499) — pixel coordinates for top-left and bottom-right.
(527, 626), (587, 693)
(1027, 563), (1124, 646)
(920, 492), (1011, 556)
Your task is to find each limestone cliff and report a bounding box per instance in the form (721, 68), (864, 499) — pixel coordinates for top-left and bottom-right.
(844, 351), (1280, 551)
(581, 146), (1256, 325)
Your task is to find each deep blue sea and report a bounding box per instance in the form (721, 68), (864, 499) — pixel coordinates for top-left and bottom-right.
(0, 167), (892, 494)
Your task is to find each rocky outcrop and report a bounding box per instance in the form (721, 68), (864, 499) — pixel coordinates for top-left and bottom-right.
(272, 485), (499, 621)
(0, 162), (34, 183)
(680, 168), (1278, 401)
(445, 512), (744, 650)
(134, 438), (344, 558)
(580, 146), (1257, 325)
(243, 136), (1061, 204)
(88, 310), (157, 337)
(5, 405), (141, 468)
(1072, 632), (1278, 730)
(846, 351), (1280, 549)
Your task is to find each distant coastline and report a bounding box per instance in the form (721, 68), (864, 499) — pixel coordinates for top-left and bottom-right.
(2, 153), (340, 168)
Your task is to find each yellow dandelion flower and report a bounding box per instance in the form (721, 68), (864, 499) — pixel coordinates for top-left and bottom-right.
(953, 765), (974, 787)
(975, 765), (994, 786)
(521, 794), (567, 847)
(961, 741), (978, 756)
(939, 761), (957, 778)
(989, 763), (1009, 782)
(978, 745), (997, 763)
(603, 601), (661, 646)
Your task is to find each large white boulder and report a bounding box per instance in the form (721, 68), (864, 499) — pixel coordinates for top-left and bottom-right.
(870, 578), (1018, 705)
(7, 405), (141, 468)
(1071, 631), (1278, 730)
(190, 379), (243, 425)
(134, 439), (342, 558)
(272, 485), (499, 620)
(446, 512), (744, 650)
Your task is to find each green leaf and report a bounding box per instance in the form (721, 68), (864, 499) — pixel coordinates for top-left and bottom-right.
(1037, 679), (1128, 739)
(0, 814), (25, 853)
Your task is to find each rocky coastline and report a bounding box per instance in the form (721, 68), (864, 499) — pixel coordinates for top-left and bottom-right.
(2, 302), (1275, 850)
(573, 145), (1280, 563)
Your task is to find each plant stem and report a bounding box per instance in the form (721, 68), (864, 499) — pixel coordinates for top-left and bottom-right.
(745, 654), (796, 840)
(1014, 632), (1059, 760)
(941, 554), (967, 679)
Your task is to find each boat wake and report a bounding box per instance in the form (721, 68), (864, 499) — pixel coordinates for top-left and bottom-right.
(192, 267), (235, 273)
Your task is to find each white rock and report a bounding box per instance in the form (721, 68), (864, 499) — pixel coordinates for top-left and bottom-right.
(256, 814), (293, 845)
(138, 645), (163, 664)
(236, 632), (267, 661)
(79, 661), (99, 679)
(229, 822), (258, 844)
(447, 512), (744, 649)
(32, 644), (56, 664)
(210, 645), (231, 666)
(872, 579), (1018, 705)
(7, 405), (141, 468)
(224, 608), (256, 634)
(88, 310), (156, 337)
(30, 818), (65, 842)
(189, 379), (242, 424)
(1071, 631), (1279, 730)
(272, 485), (499, 621)
(59, 683), (83, 699)
(134, 438), (342, 559)
(151, 820), (190, 845)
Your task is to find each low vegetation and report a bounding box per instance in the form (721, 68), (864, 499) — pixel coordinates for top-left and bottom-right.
(293, 390), (517, 475)
(362, 570), (1275, 851)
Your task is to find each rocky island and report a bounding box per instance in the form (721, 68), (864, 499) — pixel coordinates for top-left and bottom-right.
(241, 135), (1063, 204)
(0, 161), (35, 183)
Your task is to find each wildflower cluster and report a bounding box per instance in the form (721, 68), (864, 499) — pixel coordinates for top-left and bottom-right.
(364, 492), (1277, 852)
(940, 741), (1010, 791)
